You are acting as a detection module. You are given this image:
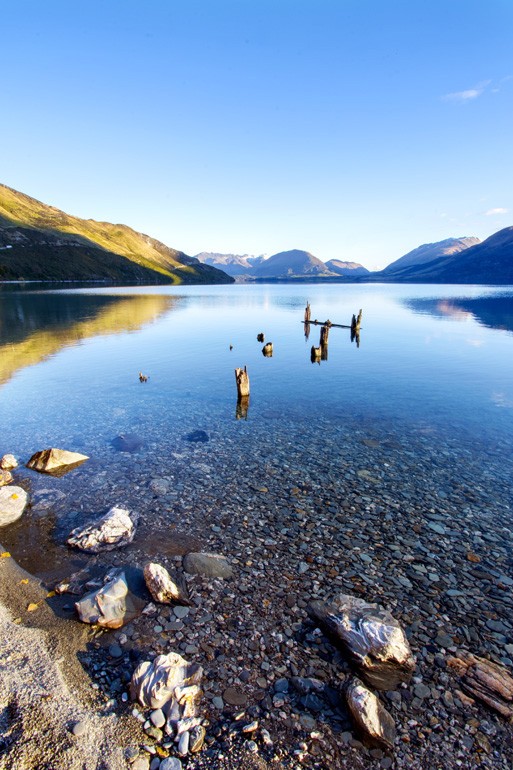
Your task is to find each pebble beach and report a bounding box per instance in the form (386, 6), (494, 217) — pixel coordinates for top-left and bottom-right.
(1, 404), (512, 770)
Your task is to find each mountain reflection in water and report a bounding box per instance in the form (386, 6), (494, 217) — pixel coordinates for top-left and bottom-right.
(0, 292), (175, 384)
(404, 295), (513, 334)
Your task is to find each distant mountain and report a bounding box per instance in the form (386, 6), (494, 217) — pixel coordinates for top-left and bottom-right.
(0, 184), (233, 284)
(382, 237), (480, 277)
(251, 249), (335, 279)
(379, 228), (513, 284)
(194, 252), (266, 277)
(325, 259), (370, 277)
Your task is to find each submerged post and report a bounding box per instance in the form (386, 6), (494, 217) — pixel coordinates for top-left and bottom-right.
(351, 309), (363, 334)
(235, 366), (250, 398)
(236, 396), (250, 420)
(320, 323), (330, 361)
(262, 342), (273, 357)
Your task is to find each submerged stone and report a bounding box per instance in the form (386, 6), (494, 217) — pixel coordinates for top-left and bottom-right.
(307, 593), (415, 690)
(184, 430), (209, 443)
(111, 434), (144, 453)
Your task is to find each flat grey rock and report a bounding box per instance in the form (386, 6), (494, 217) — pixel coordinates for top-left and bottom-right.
(183, 552), (233, 579)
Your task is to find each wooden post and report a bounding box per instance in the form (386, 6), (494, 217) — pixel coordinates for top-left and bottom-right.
(257, 332), (265, 342)
(236, 396), (250, 420)
(311, 346), (322, 363)
(235, 366), (250, 398)
(320, 323), (330, 360)
(304, 302), (311, 323)
(262, 342), (273, 357)
(351, 309), (363, 333)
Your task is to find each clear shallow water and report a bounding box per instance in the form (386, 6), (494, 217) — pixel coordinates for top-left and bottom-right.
(0, 282), (512, 579)
(2, 282), (513, 450)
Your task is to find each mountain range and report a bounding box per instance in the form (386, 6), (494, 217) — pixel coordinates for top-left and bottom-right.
(373, 230), (513, 284)
(0, 184), (233, 284)
(195, 249), (370, 279)
(1, 183), (512, 284)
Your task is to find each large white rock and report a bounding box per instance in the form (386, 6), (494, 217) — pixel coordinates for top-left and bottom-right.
(26, 448), (89, 474)
(143, 562), (190, 605)
(131, 652), (203, 710)
(0, 487), (29, 527)
(75, 569), (145, 629)
(307, 593), (415, 690)
(67, 506), (138, 552)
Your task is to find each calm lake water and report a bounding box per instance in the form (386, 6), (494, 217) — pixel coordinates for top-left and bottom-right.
(1, 282), (512, 575)
(2, 282), (513, 446)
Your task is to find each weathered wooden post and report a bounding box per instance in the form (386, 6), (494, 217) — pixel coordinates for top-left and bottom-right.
(311, 346), (322, 363)
(257, 332), (265, 342)
(235, 366), (250, 398)
(320, 322), (330, 360)
(262, 342), (273, 357)
(304, 302), (311, 324)
(351, 309), (362, 347)
(236, 396), (250, 420)
(351, 309), (362, 334)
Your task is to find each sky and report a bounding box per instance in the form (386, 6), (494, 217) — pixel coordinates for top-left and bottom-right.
(2, 0), (513, 270)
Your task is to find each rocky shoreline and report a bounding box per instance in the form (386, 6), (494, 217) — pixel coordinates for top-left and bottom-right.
(1, 409), (513, 770)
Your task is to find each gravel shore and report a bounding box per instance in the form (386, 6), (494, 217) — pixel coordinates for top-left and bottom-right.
(1, 409), (513, 769)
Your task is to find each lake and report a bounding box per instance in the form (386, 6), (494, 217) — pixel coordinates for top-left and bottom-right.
(1, 281), (512, 585)
(2, 281), (513, 767)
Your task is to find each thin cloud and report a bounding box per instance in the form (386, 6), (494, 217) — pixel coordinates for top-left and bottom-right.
(442, 80), (491, 102)
(485, 207), (509, 216)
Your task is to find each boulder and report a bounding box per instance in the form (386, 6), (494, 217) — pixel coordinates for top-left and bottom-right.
(0, 454), (18, 470)
(345, 677), (396, 750)
(183, 552), (233, 579)
(0, 470), (13, 487)
(131, 652), (203, 710)
(447, 650), (513, 719)
(26, 448), (88, 475)
(307, 593), (415, 690)
(75, 569), (145, 629)
(0, 487), (29, 527)
(67, 506), (138, 552)
(143, 562), (190, 605)
(184, 430), (209, 443)
(111, 434), (144, 453)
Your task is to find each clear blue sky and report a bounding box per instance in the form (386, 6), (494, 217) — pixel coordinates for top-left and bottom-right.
(3, 0), (512, 269)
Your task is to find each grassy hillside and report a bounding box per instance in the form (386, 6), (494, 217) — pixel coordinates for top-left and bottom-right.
(0, 184), (233, 284)
(0, 293), (174, 385)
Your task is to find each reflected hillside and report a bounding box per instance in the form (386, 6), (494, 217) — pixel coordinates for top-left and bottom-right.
(0, 293), (174, 384)
(404, 295), (513, 333)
